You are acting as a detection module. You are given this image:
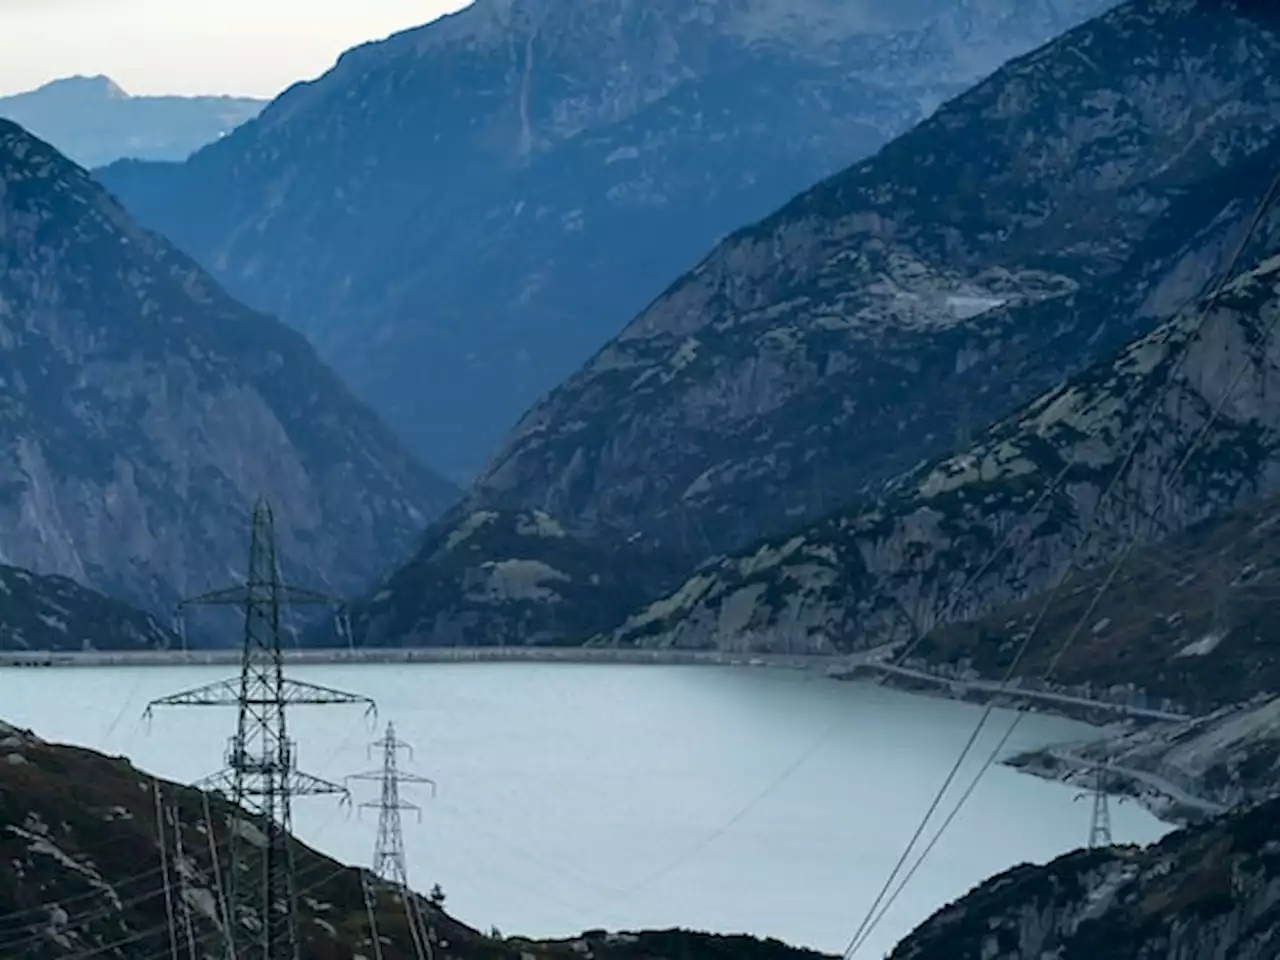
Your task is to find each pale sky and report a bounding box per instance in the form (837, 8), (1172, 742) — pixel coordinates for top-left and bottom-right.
(0, 0), (471, 98)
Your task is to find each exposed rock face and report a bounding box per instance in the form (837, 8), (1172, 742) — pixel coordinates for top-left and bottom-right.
(889, 796), (1280, 960)
(0, 564), (176, 651)
(0, 120), (459, 620)
(96, 0), (1114, 480)
(474, 0), (1280, 553)
(917, 491), (1280, 715)
(315, 508), (691, 648)
(0, 75), (264, 168)
(601, 248), (1280, 652)
(0, 729), (830, 960)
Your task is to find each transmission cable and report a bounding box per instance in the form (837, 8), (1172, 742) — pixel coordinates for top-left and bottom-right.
(849, 250), (1280, 954)
(842, 167), (1280, 958)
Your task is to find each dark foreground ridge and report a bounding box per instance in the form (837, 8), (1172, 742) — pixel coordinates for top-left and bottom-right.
(890, 794), (1280, 959)
(0, 724), (828, 960)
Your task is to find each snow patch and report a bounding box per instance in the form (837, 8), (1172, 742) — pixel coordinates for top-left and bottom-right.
(1175, 630), (1225, 658)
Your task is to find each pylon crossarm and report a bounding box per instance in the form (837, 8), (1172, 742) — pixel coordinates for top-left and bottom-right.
(144, 678), (241, 715)
(285, 769), (352, 800)
(177, 585), (256, 608)
(360, 797), (421, 813)
(190, 768), (236, 797)
(397, 772), (437, 792)
(179, 583), (342, 609)
(278, 678), (377, 713)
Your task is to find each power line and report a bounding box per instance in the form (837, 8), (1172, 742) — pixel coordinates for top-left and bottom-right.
(349, 722), (438, 960)
(152, 780), (179, 960)
(143, 497), (376, 960)
(1082, 764), (1113, 849)
(843, 167), (1280, 957)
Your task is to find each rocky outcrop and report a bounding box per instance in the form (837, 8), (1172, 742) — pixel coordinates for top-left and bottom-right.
(916, 490), (1280, 715)
(1008, 696), (1280, 824)
(474, 0), (1280, 554)
(0, 75), (264, 168)
(889, 795), (1280, 959)
(0, 119), (458, 620)
(96, 0), (1114, 480)
(0, 727), (829, 960)
(311, 508), (691, 648)
(0, 564), (177, 651)
(600, 247), (1280, 652)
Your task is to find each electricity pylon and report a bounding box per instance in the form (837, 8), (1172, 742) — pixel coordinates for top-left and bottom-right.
(349, 722), (437, 960)
(145, 497), (376, 960)
(1075, 763), (1113, 848)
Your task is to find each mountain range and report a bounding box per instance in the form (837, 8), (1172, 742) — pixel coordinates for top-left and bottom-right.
(0, 118), (458, 622)
(333, 0), (1280, 651)
(0, 75), (264, 168)
(96, 0), (1115, 481)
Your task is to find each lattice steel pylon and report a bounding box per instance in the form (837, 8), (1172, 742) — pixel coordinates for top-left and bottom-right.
(144, 497), (376, 960)
(349, 722), (437, 960)
(1075, 763), (1113, 848)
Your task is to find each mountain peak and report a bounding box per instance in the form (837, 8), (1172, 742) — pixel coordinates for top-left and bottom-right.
(31, 74), (129, 100)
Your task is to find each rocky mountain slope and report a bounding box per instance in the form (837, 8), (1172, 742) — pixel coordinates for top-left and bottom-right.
(888, 793), (1280, 960)
(0, 564), (177, 651)
(473, 0), (1280, 554)
(0, 119), (458, 621)
(916, 491), (1280, 716)
(96, 0), (1114, 481)
(313, 508), (691, 648)
(0, 724), (828, 960)
(0, 75), (263, 168)
(598, 241), (1280, 653)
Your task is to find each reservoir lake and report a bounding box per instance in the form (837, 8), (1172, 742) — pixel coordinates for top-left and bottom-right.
(1, 662), (1171, 956)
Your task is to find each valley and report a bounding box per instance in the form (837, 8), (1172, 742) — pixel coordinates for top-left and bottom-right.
(4, 0), (1280, 956)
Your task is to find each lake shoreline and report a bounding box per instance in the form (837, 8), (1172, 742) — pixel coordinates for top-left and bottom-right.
(4, 643), (1219, 827)
(0, 645), (849, 671)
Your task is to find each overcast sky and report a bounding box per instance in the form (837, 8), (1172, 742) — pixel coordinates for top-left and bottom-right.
(0, 0), (470, 98)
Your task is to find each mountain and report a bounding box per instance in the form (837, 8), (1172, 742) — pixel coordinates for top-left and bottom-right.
(313, 508), (691, 648)
(916, 491), (1280, 716)
(95, 0), (1116, 481)
(340, 0), (1280, 653)
(0, 119), (459, 622)
(312, 506), (691, 650)
(0, 564), (177, 651)
(471, 0), (1280, 553)
(0, 76), (263, 168)
(599, 239), (1280, 653)
(0, 725), (828, 960)
(888, 793), (1280, 960)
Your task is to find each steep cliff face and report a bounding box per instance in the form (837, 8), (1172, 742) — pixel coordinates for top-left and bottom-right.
(0, 75), (264, 168)
(601, 245), (1280, 652)
(0, 120), (458, 619)
(96, 0), (1114, 480)
(0, 726), (829, 960)
(315, 508), (691, 648)
(890, 796), (1280, 960)
(0, 564), (177, 651)
(474, 0), (1280, 553)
